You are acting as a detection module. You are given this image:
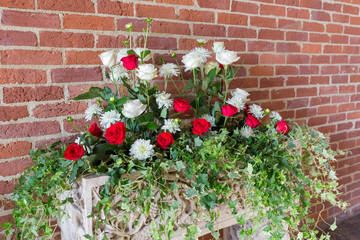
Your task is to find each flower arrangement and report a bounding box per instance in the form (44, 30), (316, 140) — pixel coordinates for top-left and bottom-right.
(3, 18), (348, 240)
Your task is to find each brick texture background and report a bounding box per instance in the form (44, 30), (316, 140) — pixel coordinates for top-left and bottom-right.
(1, 0), (360, 238)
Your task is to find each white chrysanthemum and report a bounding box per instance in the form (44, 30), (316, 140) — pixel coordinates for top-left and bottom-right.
(161, 119), (181, 134)
(100, 110), (121, 129)
(201, 114), (216, 127)
(213, 42), (225, 54)
(112, 65), (129, 82)
(227, 96), (246, 111)
(197, 39), (207, 44)
(269, 111), (282, 121)
(216, 50), (240, 66)
(182, 51), (202, 71)
(136, 64), (158, 81)
(159, 63), (179, 79)
(85, 104), (103, 121)
(130, 139), (155, 160)
(249, 104), (264, 120)
(116, 48), (128, 64)
(75, 136), (92, 153)
(194, 47), (211, 63)
(134, 48), (152, 61)
(204, 61), (220, 75)
(232, 88), (249, 100)
(156, 92), (173, 109)
(240, 126), (254, 139)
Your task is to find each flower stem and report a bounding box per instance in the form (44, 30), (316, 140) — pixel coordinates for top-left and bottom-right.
(170, 78), (182, 96)
(193, 69), (199, 116)
(223, 67), (229, 105)
(110, 67), (119, 96)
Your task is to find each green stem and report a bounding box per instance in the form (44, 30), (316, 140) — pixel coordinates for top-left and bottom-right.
(223, 67), (229, 105)
(144, 21), (150, 50)
(164, 77), (168, 92)
(175, 58), (186, 90)
(110, 67), (119, 96)
(223, 116), (228, 128)
(170, 78), (182, 96)
(193, 69), (199, 116)
(69, 122), (83, 132)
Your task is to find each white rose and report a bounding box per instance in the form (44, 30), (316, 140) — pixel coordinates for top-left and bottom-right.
(116, 48), (128, 64)
(99, 50), (117, 67)
(182, 51), (202, 71)
(232, 88), (249, 99)
(136, 64), (158, 81)
(213, 42), (225, 54)
(204, 61), (220, 75)
(216, 50), (240, 66)
(122, 99), (147, 118)
(135, 48), (152, 61)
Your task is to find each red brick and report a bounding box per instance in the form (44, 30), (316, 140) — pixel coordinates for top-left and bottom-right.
(193, 24), (226, 37)
(51, 67), (102, 83)
(240, 54), (259, 64)
(231, 1), (259, 14)
(323, 2), (342, 12)
(318, 105), (337, 115)
(323, 45), (342, 53)
(0, 158), (32, 177)
(287, 98), (308, 109)
(296, 108), (317, 118)
(332, 55), (348, 64)
(249, 90), (270, 101)
(1, 50), (62, 65)
(145, 36), (177, 50)
(136, 4), (176, 19)
(286, 31), (308, 41)
(97, 35), (127, 48)
(117, 18), (147, 32)
(40, 31), (94, 48)
(341, 65), (358, 74)
(0, 0), (34, 9)
(301, 44), (321, 53)
(276, 66), (298, 75)
(311, 55), (330, 64)
(277, 42), (300, 52)
(287, 8), (310, 19)
(0, 141), (31, 159)
(218, 13), (247, 26)
(3, 86), (64, 103)
(343, 46), (360, 54)
(310, 96), (331, 106)
(0, 69), (46, 85)
(38, 0), (94, 12)
(179, 9), (215, 23)
(351, 36), (360, 44)
(351, 75), (360, 82)
(63, 118), (92, 133)
(260, 4), (285, 16)
(297, 87), (317, 97)
(258, 29), (284, 40)
(248, 41), (275, 52)
(278, 19), (301, 30)
(330, 131), (347, 141)
(156, 0), (194, 5)
(349, 112), (360, 120)
(197, 0), (230, 10)
(152, 21), (191, 35)
(0, 106), (29, 122)
(0, 121), (60, 139)
(300, 0), (322, 9)
(97, 0), (133, 15)
(286, 76), (309, 86)
(332, 95), (349, 104)
(309, 33), (330, 43)
(308, 116), (327, 126)
(0, 180), (18, 194)
(351, 16), (360, 26)
(338, 103), (356, 112)
(66, 50), (103, 65)
(260, 54), (285, 64)
(333, 14), (350, 24)
(224, 40), (246, 51)
(326, 24), (343, 33)
(229, 77), (258, 89)
(303, 21), (325, 32)
(345, 26), (360, 35)
(350, 56), (360, 64)
(33, 102), (87, 118)
(260, 77), (284, 88)
(0, 30), (36, 46)
(261, 100), (286, 111)
(63, 14), (114, 31)
(271, 89), (295, 99)
(249, 66), (273, 76)
(287, 54), (310, 64)
(179, 38), (213, 50)
(311, 11), (331, 22)
(338, 122), (353, 131)
(228, 27), (257, 38)
(332, 75), (348, 84)
(310, 76), (329, 85)
(351, 94), (360, 102)
(343, 4), (360, 15)
(299, 65), (319, 75)
(1, 10), (60, 29)
(331, 35), (349, 44)
(319, 86), (338, 95)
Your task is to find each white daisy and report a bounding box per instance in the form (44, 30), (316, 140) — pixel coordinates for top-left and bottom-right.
(161, 119), (181, 134)
(249, 104), (264, 120)
(100, 110), (121, 129)
(240, 126), (254, 139)
(269, 111), (282, 121)
(194, 47), (211, 63)
(130, 139), (155, 160)
(227, 96), (246, 111)
(201, 114), (216, 127)
(85, 104), (103, 121)
(155, 92), (173, 109)
(159, 63), (179, 79)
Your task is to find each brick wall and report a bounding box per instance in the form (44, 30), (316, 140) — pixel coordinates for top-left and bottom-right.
(1, 0), (360, 236)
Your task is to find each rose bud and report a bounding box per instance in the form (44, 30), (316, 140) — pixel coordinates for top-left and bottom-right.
(88, 123), (102, 138)
(245, 114), (261, 128)
(121, 54), (138, 70)
(157, 132), (174, 150)
(105, 121), (127, 145)
(64, 143), (84, 161)
(192, 119), (211, 135)
(222, 104), (238, 117)
(174, 99), (191, 115)
(276, 120), (290, 134)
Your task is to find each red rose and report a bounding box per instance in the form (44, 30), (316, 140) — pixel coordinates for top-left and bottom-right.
(64, 143), (84, 161)
(192, 119), (211, 135)
(88, 123), (102, 138)
(219, 63), (224, 69)
(105, 122), (126, 145)
(121, 54), (138, 70)
(222, 104), (238, 117)
(174, 99), (191, 115)
(245, 114), (261, 128)
(276, 120), (290, 134)
(157, 132), (174, 150)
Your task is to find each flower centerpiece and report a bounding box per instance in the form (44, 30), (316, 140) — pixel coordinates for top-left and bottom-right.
(3, 18), (348, 240)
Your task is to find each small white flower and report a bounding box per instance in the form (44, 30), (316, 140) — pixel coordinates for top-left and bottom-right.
(159, 63), (179, 79)
(197, 39), (207, 45)
(232, 88), (249, 100)
(125, 23), (133, 30)
(130, 139), (155, 160)
(111, 65), (129, 82)
(269, 111), (282, 121)
(85, 104), (103, 121)
(213, 42), (225, 54)
(122, 99), (146, 118)
(182, 51), (202, 71)
(249, 104), (264, 120)
(227, 96), (246, 111)
(194, 47), (211, 63)
(156, 92), (173, 109)
(161, 119), (181, 134)
(241, 126), (254, 139)
(116, 48), (128, 64)
(216, 50), (240, 66)
(100, 110), (121, 129)
(136, 64), (158, 81)
(75, 136), (92, 153)
(99, 50), (117, 67)
(204, 61), (220, 75)
(201, 114), (216, 127)
(134, 48), (152, 62)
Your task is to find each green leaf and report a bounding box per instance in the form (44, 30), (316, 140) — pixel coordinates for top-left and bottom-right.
(73, 87), (104, 100)
(146, 121), (158, 130)
(328, 170), (338, 180)
(69, 165), (78, 183)
(194, 137), (203, 147)
(185, 188), (198, 199)
(330, 219), (337, 231)
(160, 108), (167, 118)
(175, 161), (185, 171)
(208, 68), (217, 82)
